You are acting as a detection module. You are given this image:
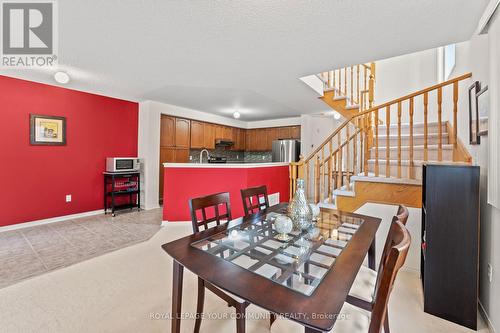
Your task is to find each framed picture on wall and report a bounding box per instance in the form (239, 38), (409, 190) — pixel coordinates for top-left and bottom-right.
(468, 81), (480, 145)
(476, 85), (489, 136)
(30, 114), (67, 145)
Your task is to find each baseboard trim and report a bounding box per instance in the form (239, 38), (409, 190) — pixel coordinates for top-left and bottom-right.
(0, 210), (105, 233)
(479, 301), (497, 333)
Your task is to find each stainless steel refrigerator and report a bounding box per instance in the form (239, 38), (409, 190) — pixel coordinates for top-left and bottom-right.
(272, 140), (300, 162)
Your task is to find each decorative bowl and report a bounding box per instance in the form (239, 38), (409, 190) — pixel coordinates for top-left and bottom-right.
(274, 215), (293, 241)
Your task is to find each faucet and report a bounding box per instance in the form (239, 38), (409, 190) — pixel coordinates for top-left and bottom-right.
(200, 149), (210, 163)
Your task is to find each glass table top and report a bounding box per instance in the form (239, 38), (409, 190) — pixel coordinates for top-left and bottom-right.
(191, 208), (365, 296)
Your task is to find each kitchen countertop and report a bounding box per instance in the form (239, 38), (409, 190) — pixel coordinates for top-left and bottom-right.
(163, 162), (289, 168)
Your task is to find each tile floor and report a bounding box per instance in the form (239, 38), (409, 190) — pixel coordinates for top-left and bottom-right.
(0, 209), (162, 288)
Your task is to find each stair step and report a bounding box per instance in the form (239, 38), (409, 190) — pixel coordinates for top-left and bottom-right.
(377, 122), (447, 135)
(370, 144), (453, 160)
(377, 133), (449, 146)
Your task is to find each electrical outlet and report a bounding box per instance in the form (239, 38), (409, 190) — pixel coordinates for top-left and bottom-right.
(65, 195), (72, 203)
(236, 155), (239, 160)
(262, 156), (265, 160)
(488, 264), (493, 283)
(189, 156), (192, 161)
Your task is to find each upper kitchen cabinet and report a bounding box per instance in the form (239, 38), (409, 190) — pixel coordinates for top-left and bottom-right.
(203, 123), (216, 149)
(277, 126), (291, 139)
(160, 115), (191, 148)
(290, 126), (301, 139)
(266, 128), (279, 150)
(175, 118), (191, 148)
(223, 126), (233, 141)
(232, 127), (245, 151)
(160, 115), (175, 147)
(215, 125), (224, 139)
(245, 129), (256, 151)
(190, 120), (204, 149)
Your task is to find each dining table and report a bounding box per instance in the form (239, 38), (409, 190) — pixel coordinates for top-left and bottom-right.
(161, 203), (381, 333)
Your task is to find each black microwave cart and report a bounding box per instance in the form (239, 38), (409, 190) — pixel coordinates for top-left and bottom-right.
(104, 171), (141, 216)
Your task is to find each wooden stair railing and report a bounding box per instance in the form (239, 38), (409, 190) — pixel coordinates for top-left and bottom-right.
(319, 63), (376, 114)
(290, 72), (473, 202)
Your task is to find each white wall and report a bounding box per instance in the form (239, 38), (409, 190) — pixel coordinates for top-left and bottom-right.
(300, 114), (343, 157)
(138, 100), (302, 211)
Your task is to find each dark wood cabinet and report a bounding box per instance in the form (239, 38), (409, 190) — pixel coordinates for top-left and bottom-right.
(190, 120), (204, 149)
(278, 127), (291, 139)
(175, 118), (190, 148)
(290, 126), (301, 139)
(160, 116), (175, 147)
(203, 123), (215, 149)
(421, 164), (480, 330)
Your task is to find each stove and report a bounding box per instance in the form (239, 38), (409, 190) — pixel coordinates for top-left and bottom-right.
(207, 156), (227, 164)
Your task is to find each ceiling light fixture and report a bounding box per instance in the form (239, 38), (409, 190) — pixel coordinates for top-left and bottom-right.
(233, 111), (241, 119)
(54, 71), (70, 84)
(333, 111), (341, 120)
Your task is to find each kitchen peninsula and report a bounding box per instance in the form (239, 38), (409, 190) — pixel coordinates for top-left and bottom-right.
(162, 162), (289, 221)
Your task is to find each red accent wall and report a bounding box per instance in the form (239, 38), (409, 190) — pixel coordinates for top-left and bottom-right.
(1, 75), (138, 227)
(163, 166), (290, 221)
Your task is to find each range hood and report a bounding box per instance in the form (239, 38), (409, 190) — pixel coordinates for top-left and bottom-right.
(215, 138), (234, 147)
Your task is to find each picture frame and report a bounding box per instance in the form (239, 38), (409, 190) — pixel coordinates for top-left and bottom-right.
(30, 114), (67, 145)
(476, 85), (489, 136)
(468, 81), (480, 145)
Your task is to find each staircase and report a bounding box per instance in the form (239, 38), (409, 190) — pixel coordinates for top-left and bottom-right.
(290, 68), (473, 212)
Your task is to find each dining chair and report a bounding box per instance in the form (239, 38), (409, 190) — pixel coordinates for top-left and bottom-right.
(189, 192), (274, 333)
(270, 219), (411, 333)
(240, 185), (270, 216)
(346, 212), (410, 333)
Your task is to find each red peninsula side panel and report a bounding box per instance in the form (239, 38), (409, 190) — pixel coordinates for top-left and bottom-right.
(163, 165), (290, 221)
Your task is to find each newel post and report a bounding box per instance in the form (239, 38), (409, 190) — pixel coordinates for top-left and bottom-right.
(289, 155), (305, 201)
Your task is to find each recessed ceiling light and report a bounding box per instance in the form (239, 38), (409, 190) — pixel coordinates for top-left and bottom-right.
(233, 111), (241, 119)
(54, 71), (70, 84)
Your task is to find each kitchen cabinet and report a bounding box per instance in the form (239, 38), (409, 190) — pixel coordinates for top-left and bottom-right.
(290, 126), (301, 139)
(215, 125), (224, 139)
(223, 126), (233, 141)
(245, 129), (256, 151)
(277, 126), (291, 140)
(159, 148), (189, 201)
(203, 123), (215, 149)
(160, 116), (175, 147)
(175, 118), (190, 148)
(256, 129), (267, 151)
(190, 121), (204, 149)
(232, 128), (245, 151)
(160, 115), (191, 148)
(266, 128), (279, 150)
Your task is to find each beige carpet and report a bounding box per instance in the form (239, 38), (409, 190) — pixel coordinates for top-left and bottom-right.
(0, 209), (162, 289)
(0, 219), (490, 333)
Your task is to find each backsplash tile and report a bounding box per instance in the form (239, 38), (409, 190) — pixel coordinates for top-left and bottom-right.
(189, 148), (272, 164)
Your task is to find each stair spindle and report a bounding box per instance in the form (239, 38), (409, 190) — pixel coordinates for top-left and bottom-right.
(397, 101), (402, 178)
(409, 98), (415, 179)
(346, 125), (351, 190)
(453, 81), (459, 160)
(350, 66), (354, 104)
(320, 147), (325, 202)
(344, 68), (347, 96)
(364, 115), (369, 176)
(328, 140), (333, 203)
(353, 125), (358, 177)
(337, 132), (343, 188)
(386, 105), (390, 177)
(424, 92), (428, 161)
(437, 87), (443, 161)
(357, 65), (360, 106)
(315, 155), (320, 203)
(374, 108), (379, 177)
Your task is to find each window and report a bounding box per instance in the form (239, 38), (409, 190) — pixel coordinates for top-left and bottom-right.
(438, 44), (456, 82)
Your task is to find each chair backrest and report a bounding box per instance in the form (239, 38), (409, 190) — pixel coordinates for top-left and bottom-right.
(240, 185), (270, 217)
(189, 192), (232, 233)
(396, 205), (409, 225)
(369, 218), (411, 333)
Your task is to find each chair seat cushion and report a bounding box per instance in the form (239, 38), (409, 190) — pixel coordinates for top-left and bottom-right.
(348, 265), (377, 302)
(270, 303), (370, 333)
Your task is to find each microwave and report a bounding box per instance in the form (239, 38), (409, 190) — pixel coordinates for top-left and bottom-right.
(106, 157), (140, 173)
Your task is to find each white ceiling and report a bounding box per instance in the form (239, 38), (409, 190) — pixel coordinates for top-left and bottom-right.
(0, 0), (489, 121)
